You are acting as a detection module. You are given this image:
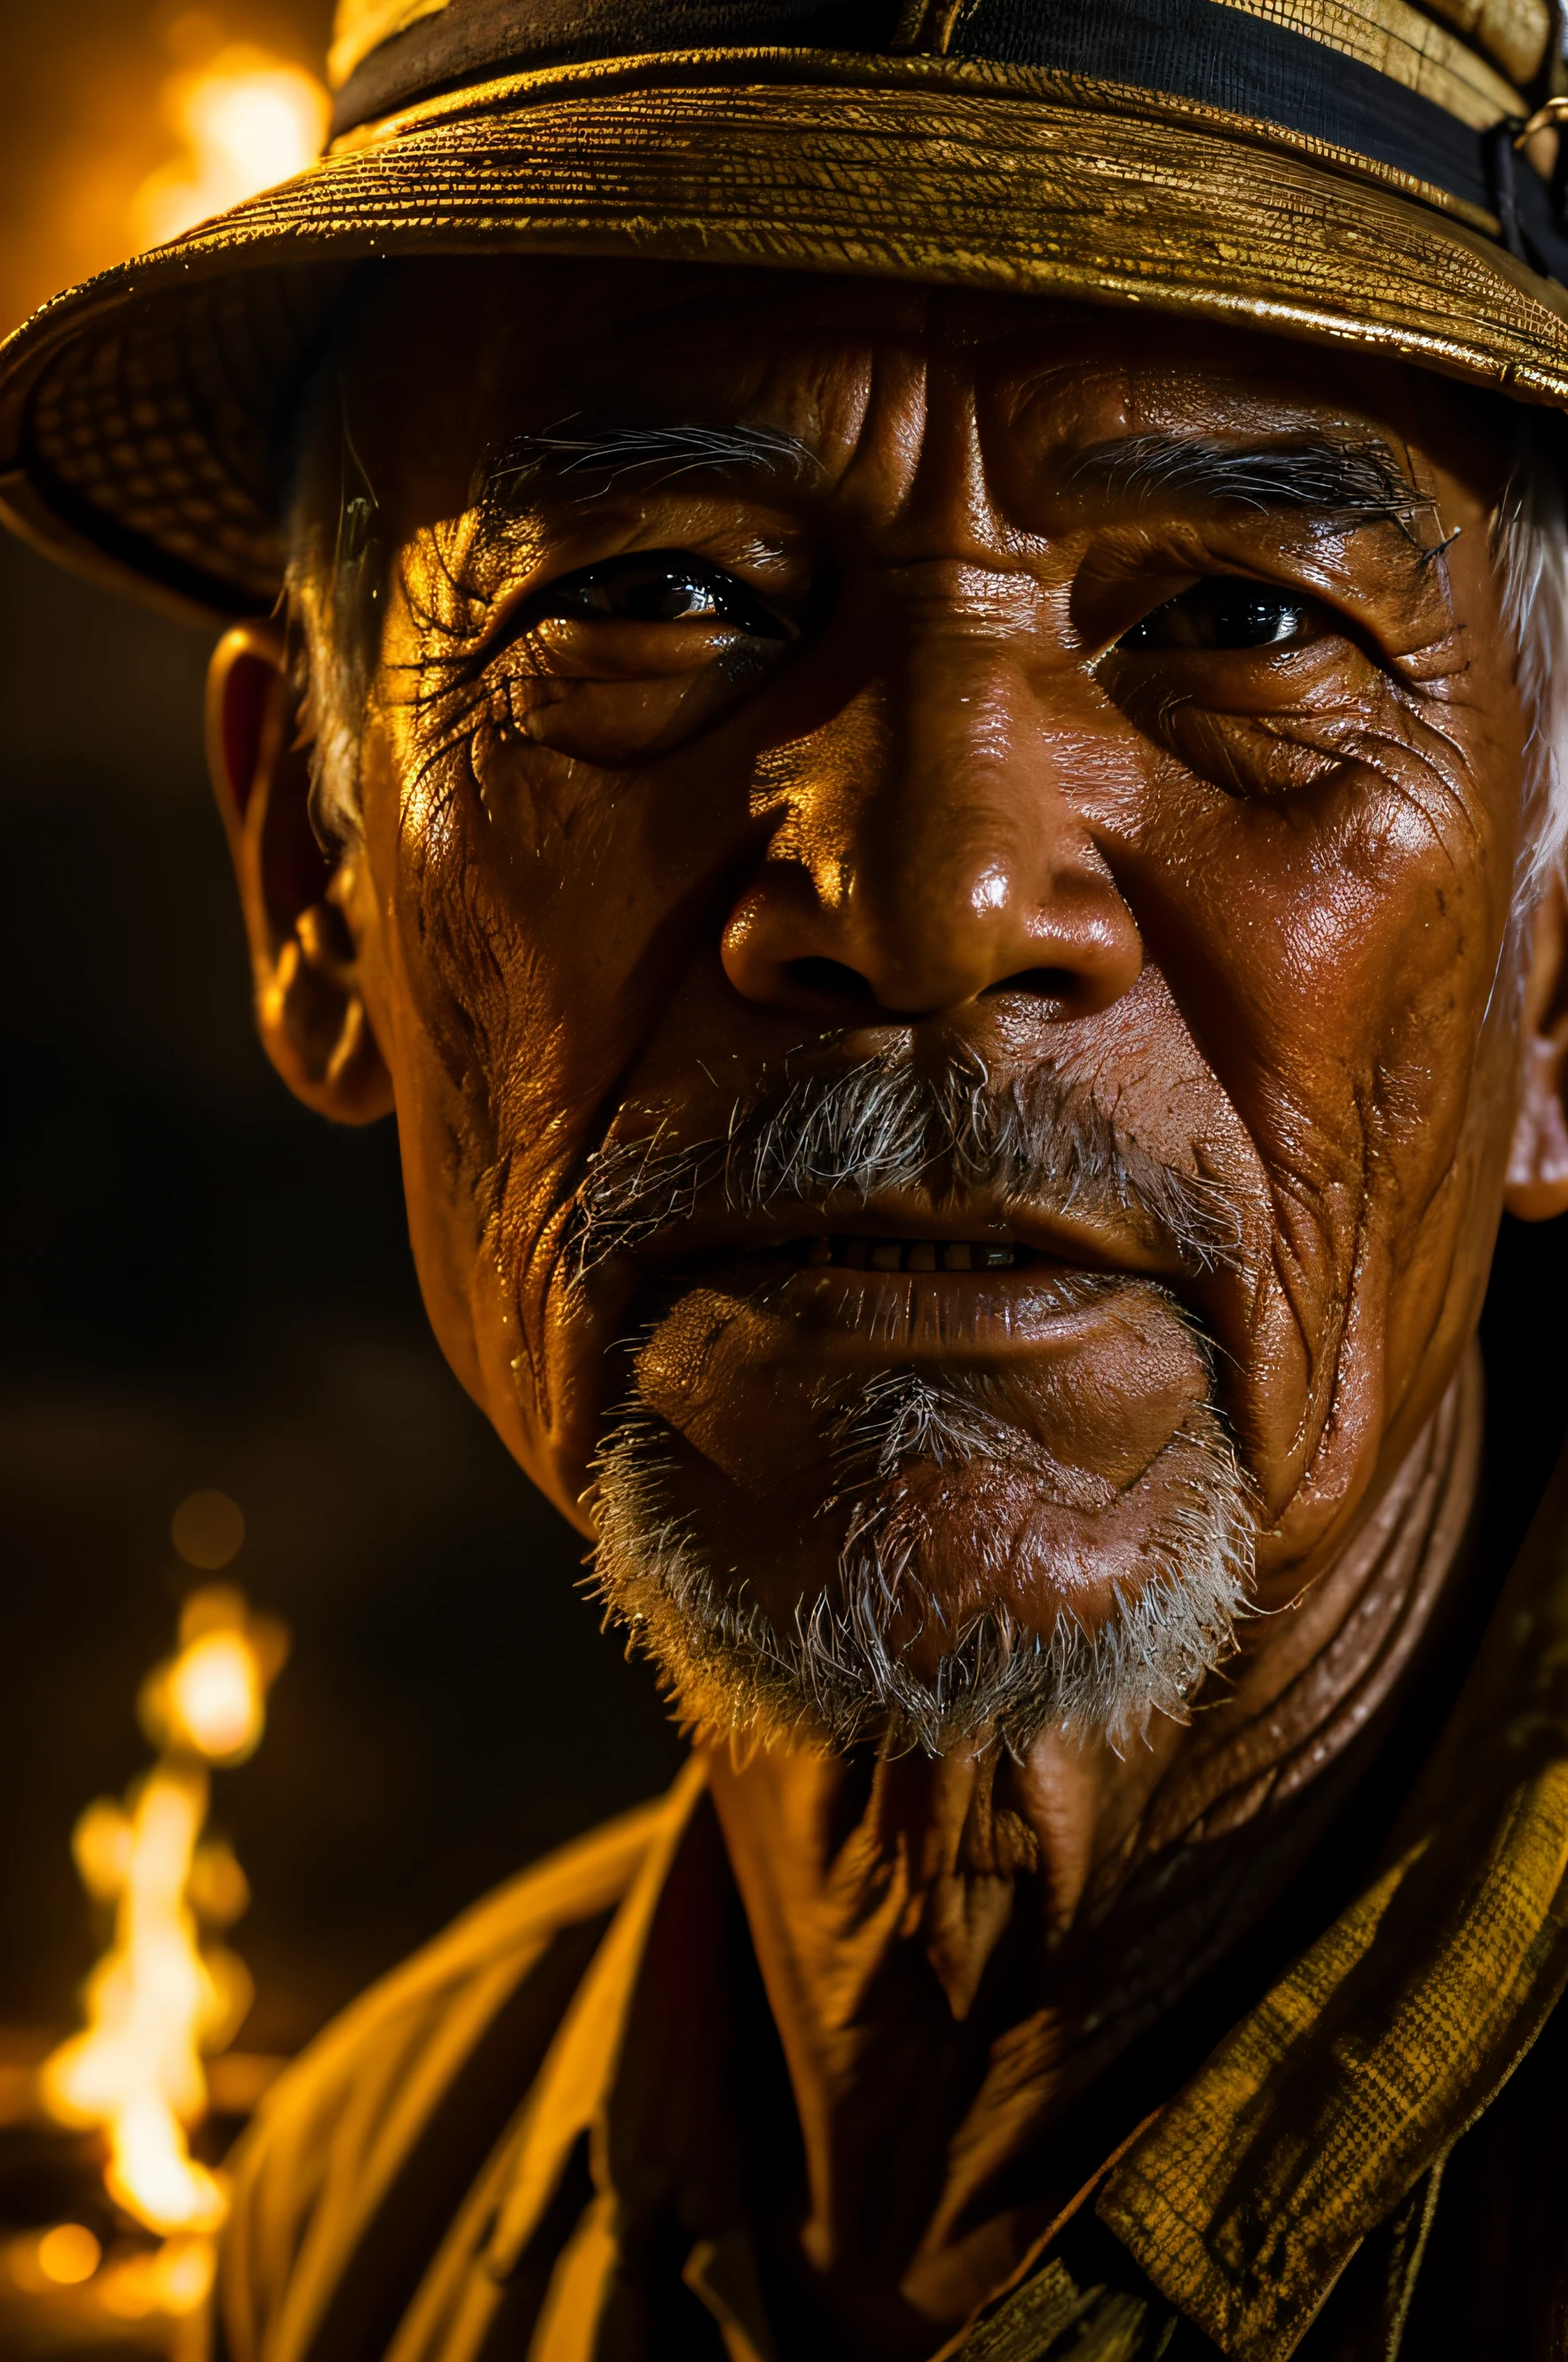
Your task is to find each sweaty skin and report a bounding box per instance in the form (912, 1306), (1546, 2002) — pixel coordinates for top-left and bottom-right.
(208, 262), (1568, 2358)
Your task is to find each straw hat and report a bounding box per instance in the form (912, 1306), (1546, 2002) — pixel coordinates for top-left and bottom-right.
(4, 0), (1568, 618)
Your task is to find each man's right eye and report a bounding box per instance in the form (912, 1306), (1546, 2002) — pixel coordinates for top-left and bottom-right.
(456, 544), (802, 766)
(534, 551), (791, 638)
(1119, 581), (1318, 652)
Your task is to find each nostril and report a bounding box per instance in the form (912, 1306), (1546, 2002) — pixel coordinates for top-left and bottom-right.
(784, 956), (879, 1007)
(987, 967), (1079, 1003)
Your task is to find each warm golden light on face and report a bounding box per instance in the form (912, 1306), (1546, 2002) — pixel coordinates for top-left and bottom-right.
(130, 42), (328, 251)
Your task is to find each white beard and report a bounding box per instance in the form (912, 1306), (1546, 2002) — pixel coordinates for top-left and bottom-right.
(590, 1364), (1255, 1760)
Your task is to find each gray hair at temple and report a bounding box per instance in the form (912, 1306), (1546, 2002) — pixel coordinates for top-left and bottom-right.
(280, 396), (1568, 908)
(1495, 435), (1568, 902)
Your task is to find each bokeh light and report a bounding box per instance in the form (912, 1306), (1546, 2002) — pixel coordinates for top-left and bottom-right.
(96, 2233), (217, 2320)
(72, 1797), (133, 1903)
(131, 40), (328, 250)
(35, 2224), (102, 2287)
(166, 1633), (264, 1761)
(140, 1583), (289, 1765)
(0, 9), (330, 337)
(170, 1489), (245, 1571)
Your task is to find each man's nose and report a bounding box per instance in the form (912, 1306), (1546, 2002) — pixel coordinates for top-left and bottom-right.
(721, 645), (1143, 1024)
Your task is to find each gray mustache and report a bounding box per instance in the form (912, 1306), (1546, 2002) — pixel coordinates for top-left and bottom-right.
(571, 1052), (1241, 1276)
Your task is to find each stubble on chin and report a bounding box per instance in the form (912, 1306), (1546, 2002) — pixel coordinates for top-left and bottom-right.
(588, 1342), (1256, 1761)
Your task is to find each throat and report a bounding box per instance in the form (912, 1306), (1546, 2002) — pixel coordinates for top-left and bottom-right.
(701, 1351), (1484, 2353)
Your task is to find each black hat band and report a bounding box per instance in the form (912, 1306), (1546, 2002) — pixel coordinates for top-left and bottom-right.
(331, 0), (1568, 280)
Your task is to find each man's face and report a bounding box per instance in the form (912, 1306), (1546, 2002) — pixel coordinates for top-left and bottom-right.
(303, 258), (1531, 1750)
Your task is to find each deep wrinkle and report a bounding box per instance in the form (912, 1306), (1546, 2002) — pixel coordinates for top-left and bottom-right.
(327, 276), (1511, 1578)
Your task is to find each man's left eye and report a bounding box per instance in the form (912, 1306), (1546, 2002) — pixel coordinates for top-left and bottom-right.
(1119, 583), (1315, 651)
(538, 552), (789, 636)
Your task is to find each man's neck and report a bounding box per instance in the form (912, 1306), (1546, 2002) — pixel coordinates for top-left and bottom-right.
(702, 1353), (1484, 2360)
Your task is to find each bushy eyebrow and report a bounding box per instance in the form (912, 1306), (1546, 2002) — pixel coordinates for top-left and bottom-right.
(1068, 431), (1436, 532)
(464, 420), (1436, 548)
(476, 420), (817, 514)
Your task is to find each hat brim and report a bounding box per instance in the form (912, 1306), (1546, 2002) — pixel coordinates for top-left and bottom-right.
(4, 47), (1567, 618)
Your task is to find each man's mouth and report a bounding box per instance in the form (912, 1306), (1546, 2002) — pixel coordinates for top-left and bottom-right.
(626, 1192), (1189, 1285)
(570, 1049), (1244, 1284)
(790, 1235), (1038, 1272)
(625, 1209), (1150, 1365)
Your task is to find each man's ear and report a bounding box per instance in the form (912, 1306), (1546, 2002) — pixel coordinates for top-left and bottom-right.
(206, 622), (393, 1123)
(1506, 872), (1568, 1220)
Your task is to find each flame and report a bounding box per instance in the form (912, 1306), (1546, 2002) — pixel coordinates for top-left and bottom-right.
(43, 1767), (230, 2232)
(131, 42), (329, 251)
(40, 1582), (288, 2245)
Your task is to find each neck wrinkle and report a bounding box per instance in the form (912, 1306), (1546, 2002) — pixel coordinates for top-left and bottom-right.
(1126, 1342), (1485, 1873)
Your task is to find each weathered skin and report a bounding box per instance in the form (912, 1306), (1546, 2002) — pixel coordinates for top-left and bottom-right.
(209, 260), (1568, 2356)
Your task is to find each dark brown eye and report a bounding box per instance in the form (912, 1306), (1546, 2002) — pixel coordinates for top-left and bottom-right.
(1121, 583), (1313, 651)
(538, 551), (789, 637)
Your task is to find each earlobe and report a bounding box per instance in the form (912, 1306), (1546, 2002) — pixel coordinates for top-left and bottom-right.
(206, 623), (394, 1124)
(1505, 874), (1568, 1221)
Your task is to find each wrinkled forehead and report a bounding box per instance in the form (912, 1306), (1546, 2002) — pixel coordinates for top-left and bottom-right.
(323, 256), (1512, 525)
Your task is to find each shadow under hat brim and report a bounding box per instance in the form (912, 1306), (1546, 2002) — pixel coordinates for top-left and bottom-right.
(4, 46), (1568, 620)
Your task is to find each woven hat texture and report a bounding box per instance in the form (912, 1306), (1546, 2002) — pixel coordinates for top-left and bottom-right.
(4, 0), (1568, 615)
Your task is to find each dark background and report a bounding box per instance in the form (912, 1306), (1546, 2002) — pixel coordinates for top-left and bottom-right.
(0, 0), (679, 2073)
(4, 0), (1568, 2071)
(0, 521), (682, 2055)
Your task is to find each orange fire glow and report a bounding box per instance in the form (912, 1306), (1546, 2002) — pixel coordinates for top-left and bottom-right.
(132, 43), (329, 251)
(40, 1576), (288, 2247)
(0, 15), (333, 340)
(96, 2232), (217, 2322)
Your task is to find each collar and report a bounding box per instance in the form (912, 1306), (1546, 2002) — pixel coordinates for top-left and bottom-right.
(406, 1436), (1568, 2362)
(1098, 1435), (1568, 2358)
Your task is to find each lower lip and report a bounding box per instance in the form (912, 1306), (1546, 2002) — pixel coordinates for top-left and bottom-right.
(644, 1254), (1128, 1356)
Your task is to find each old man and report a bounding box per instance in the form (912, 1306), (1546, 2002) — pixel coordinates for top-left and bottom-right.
(6, 2), (1568, 2355)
